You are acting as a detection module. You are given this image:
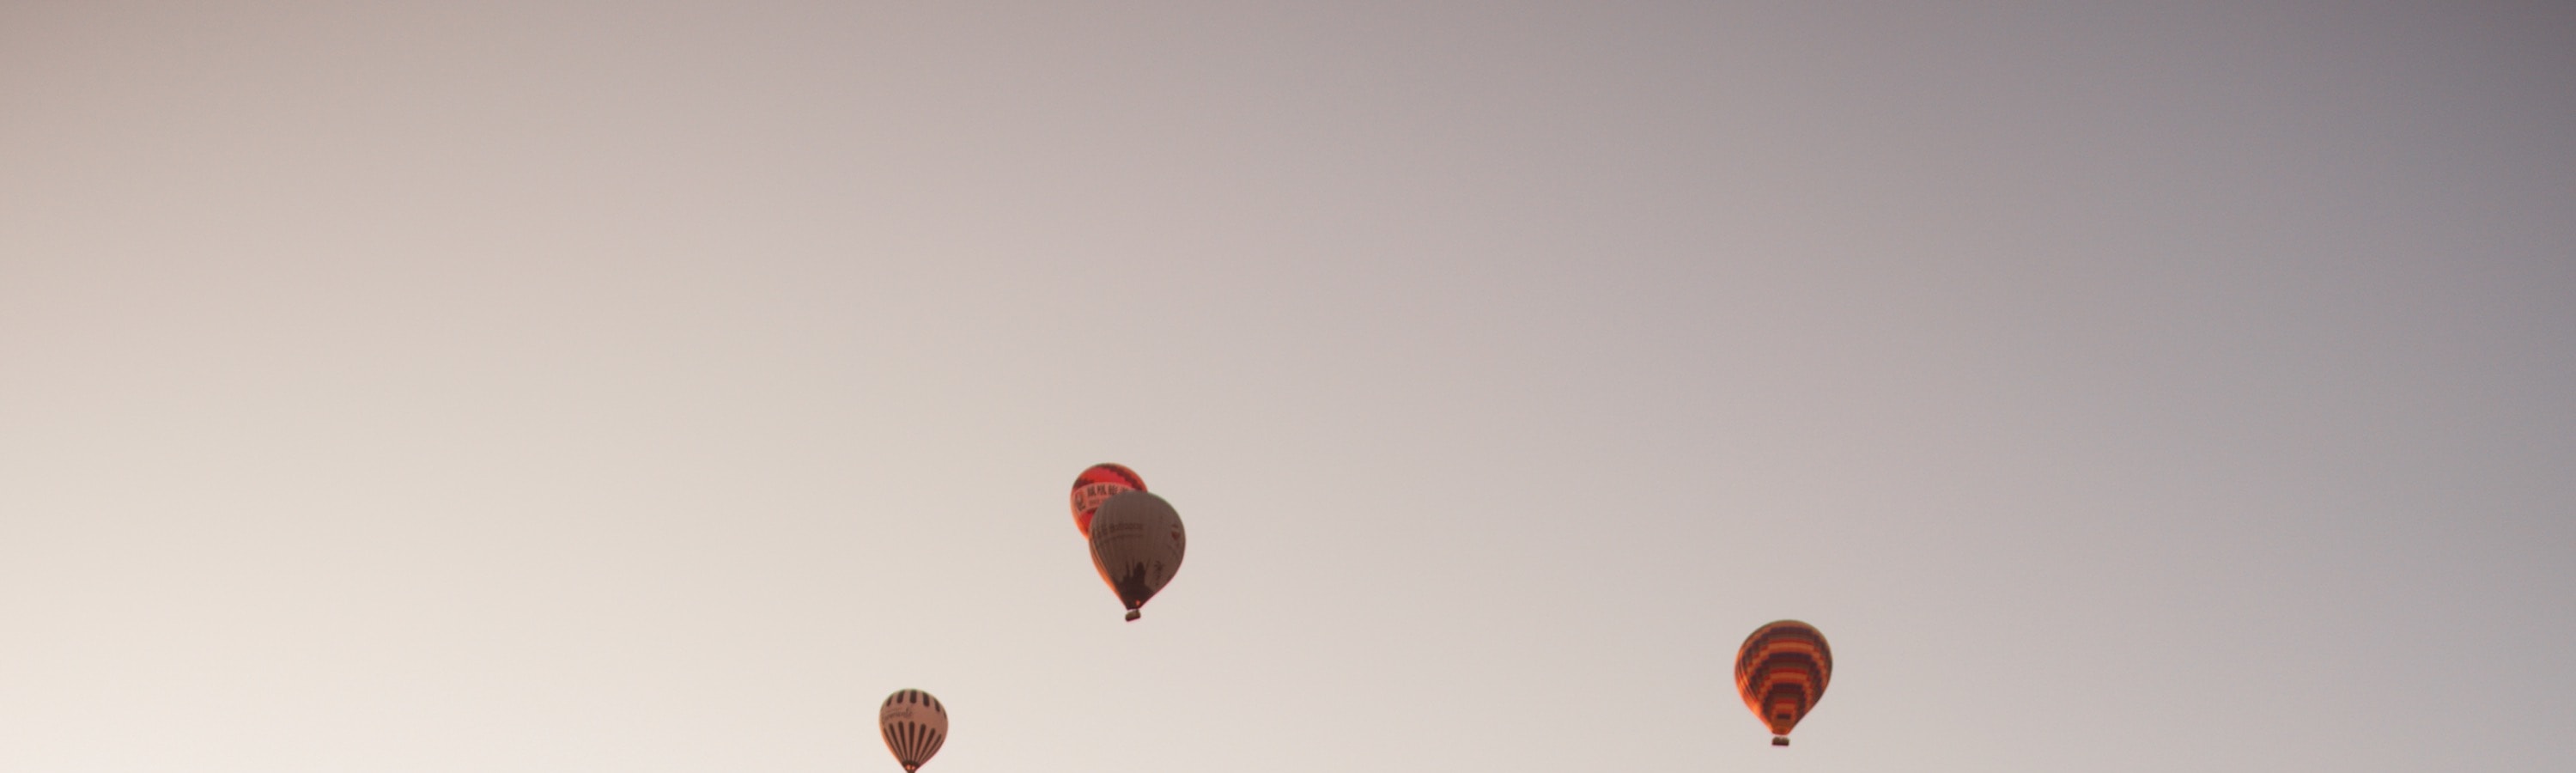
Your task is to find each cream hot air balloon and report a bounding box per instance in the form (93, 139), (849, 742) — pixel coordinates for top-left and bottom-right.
(1087, 490), (1186, 621)
(878, 689), (948, 771)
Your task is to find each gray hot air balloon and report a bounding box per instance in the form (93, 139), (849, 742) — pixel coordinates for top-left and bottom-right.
(878, 689), (948, 772)
(1087, 490), (1186, 621)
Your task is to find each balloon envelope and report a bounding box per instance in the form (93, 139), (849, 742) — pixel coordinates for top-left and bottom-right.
(1087, 490), (1185, 621)
(1735, 620), (1831, 746)
(878, 689), (949, 771)
(1069, 463), (1145, 538)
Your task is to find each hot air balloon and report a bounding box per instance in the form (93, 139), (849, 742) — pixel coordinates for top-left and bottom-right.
(1070, 463), (1145, 538)
(1735, 620), (1831, 746)
(1087, 490), (1185, 621)
(878, 689), (948, 771)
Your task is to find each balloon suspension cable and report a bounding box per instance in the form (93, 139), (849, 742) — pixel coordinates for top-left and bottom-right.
(1772, 736), (1789, 746)
(1125, 610), (1142, 622)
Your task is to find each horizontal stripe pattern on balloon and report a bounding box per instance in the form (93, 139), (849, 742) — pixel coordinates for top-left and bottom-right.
(1734, 620), (1831, 746)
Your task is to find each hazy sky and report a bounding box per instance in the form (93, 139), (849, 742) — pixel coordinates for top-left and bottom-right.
(5, 2), (2573, 771)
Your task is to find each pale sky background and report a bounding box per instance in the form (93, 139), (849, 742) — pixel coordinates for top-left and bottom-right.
(4, 2), (2573, 771)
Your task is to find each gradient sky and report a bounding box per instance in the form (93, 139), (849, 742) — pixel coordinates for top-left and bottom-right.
(5, 2), (2573, 771)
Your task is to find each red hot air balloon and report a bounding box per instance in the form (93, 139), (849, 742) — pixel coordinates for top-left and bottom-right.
(1069, 463), (1145, 538)
(1735, 620), (1832, 746)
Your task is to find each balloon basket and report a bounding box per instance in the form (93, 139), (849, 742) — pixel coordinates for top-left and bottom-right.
(1125, 610), (1141, 622)
(1772, 737), (1789, 746)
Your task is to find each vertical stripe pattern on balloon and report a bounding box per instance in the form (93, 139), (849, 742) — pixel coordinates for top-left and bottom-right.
(878, 689), (949, 771)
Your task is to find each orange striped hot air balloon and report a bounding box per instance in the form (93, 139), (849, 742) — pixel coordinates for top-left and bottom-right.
(1069, 463), (1145, 538)
(1735, 620), (1831, 746)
